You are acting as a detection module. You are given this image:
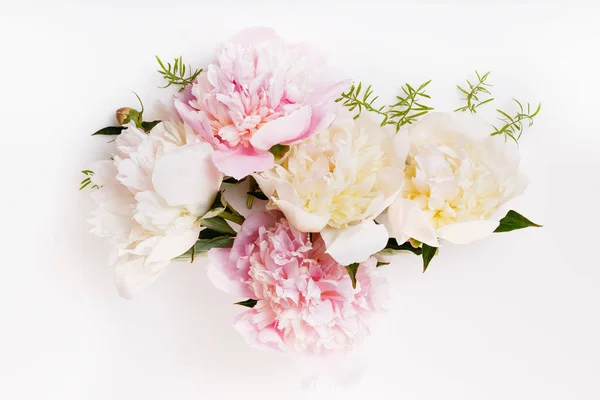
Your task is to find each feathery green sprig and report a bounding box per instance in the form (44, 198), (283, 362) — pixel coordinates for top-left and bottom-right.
(79, 170), (98, 191)
(385, 80), (434, 130)
(156, 56), (202, 91)
(492, 99), (541, 144)
(335, 80), (434, 131)
(335, 83), (387, 119)
(455, 71), (494, 113)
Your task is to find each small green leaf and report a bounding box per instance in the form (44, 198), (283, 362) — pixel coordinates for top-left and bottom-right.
(200, 217), (236, 235)
(269, 144), (289, 159)
(494, 210), (541, 233)
(376, 261), (390, 267)
(193, 236), (235, 252)
(235, 299), (258, 308)
(381, 238), (422, 256)
(91, 126), (124, 136)
(141, 120), (161, 132)
(223, 177), (242, 184)
(344, 263), (360, 289)
(422, 244), (438, 272)
(247, 191), (268, 201)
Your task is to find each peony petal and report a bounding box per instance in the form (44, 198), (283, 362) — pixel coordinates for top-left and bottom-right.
(113, 256), (169, 299)
(273, 198), (330, 233)
(146, 226), (201, 264)
(321, 221), (389, 265)
(385, 197), (440, 247)
(212, 147), (274, 180)
(174, 99), (218, 146)
(250, 106), (312, 150)
(436, 220), (499, 245)
(207, 248), (253, 297)
(152, 143), (223, 214)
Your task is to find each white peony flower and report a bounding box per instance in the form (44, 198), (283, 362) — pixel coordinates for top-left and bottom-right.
(255, 110), (409, 265)
(381, 112), (527, 247)
(89, 119), (223, 297)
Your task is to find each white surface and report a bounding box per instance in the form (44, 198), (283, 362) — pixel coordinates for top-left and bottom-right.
(1, 1), (600, 399)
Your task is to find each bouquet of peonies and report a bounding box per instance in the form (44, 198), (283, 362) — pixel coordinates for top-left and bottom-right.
(82, 27), (541, 355)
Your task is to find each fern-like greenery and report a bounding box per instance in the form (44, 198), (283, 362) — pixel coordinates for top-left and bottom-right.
(156, 56), (202, 91)
(336, 80), (434, 131)
(80, 170), (98, 191)
(492, 99), (541, 143)
(455, 71), (494, 113)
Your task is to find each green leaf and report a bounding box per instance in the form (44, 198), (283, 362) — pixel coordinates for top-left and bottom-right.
(494, 210), (541, 233)
(422, 244), (437, 272)
(235, 299), (258, 308)
(201, 206), (226, 220)
(344, 263), (360, 289)
(200, 217), (236, 235)
(141, 120), (161, 132)
(376, 261), (390, 267)
(193, 236), (235, 252)
(269, 144), (289, 159)
(223, 177), (242, 184)
(247, 191), (268, 201)
(381, 238), (422, 256)
(91, 126), (124, 136)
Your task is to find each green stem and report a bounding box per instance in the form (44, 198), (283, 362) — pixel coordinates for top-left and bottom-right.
(220, 211), (245, 225)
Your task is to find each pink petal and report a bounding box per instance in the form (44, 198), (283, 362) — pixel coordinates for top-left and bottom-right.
(212, 147), (274, 179)
(174, 99), (219, 147)
(250, 106), (312, 150)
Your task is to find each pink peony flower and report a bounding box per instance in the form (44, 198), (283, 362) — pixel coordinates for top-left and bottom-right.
(175, 27), (349, 179)
(207, 211), (388, 355)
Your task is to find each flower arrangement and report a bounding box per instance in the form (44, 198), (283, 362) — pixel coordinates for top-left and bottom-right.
(82, 27), (541, 355)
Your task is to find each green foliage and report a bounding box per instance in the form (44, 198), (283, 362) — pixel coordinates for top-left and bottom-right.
(344, 263), (360, 289)
(422, 244), (438, 272)
(455, 70), (494, 113)
(494, 210), (541, 233)
(235, 299), (258, 308)
(91, 126), (125, 136)
(79, 170), (98, 190)
(335, 82), (387, 119)
(156, 55), (202, 91)
(379, 238), (423, 256)
(173, 236), (235, 262)
(335, 80), (434, 131)
(385, 80), (434, 130)
(492, 99), (541, 144)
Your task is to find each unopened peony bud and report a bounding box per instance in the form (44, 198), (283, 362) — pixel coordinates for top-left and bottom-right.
(116, 107), (134, 125)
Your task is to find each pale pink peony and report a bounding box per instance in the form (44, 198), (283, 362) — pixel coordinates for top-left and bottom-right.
(207, 211), (388, 355)
(175, 27), (348, 179)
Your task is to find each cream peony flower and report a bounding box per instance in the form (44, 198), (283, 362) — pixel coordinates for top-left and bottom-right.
(381, 112), (527, 247)
(89, 119), (222, 297)
(255, 110), (409, 265)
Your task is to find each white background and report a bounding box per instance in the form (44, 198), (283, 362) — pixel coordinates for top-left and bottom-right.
(1, 0), (599, 399)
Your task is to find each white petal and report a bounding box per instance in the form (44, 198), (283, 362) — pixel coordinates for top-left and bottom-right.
(437, 220), (499, 244)
(146, 225), (201, 264)
(273, 198), (330, 233)
(385, 197), (439, 247)
(321, 221), (389, 265)
(113, 256), (169, 299)
(152, 143), (223, 214)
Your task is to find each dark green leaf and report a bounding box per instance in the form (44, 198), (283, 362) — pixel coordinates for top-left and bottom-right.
(269, 144), (289, 159)
(494, 210), (541, 233)
(422, 244), (437, 272)
(201, 217), (236, 235)
(141, 120), (161, 132)
(91, 126), (124, 136)
(344, 263), (360, 289)
(193, 236), (235, 252)
(247, 191), (268, 201)
(383, 238), (422, 255)
(235, 299), (258, 308)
